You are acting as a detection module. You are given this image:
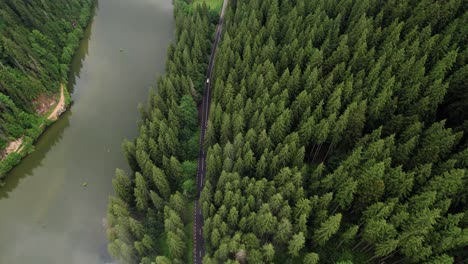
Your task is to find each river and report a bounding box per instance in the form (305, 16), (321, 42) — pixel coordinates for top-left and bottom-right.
(0, 0), (173, 263)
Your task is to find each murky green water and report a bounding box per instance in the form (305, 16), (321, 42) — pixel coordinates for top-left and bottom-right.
(0, 0), (173, 263)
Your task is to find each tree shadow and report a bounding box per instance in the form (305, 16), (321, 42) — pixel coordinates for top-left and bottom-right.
(0, 110), (71, 199)
(68, 2), (98, 95)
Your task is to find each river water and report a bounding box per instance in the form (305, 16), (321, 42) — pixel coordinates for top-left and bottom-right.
(0, 0), (173, 263)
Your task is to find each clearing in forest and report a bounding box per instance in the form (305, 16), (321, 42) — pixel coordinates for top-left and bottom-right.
(193, 0), (223, 11)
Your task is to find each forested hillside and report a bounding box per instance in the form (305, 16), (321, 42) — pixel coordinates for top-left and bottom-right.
(106, 1), (217, 263)
(0, 0), (92, 177)
(108, 0), (467, 263)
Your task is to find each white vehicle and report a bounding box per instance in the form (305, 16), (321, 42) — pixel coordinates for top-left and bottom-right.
(206, 78), (210, 84)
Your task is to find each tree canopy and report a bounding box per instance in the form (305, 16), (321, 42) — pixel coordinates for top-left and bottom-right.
(109, 0), (467, 263)
(201, 0), (467, 263)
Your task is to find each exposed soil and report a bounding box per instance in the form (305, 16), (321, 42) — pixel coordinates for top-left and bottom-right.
(34, 92), (58, 116)
(0, 137), (23, 159)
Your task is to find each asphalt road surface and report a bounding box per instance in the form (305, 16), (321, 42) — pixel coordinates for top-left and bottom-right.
(193, 0), (229, 263)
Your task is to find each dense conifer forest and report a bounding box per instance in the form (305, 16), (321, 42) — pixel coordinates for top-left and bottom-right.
(108, 0), (467, 263)
(0, 0), (92, 178)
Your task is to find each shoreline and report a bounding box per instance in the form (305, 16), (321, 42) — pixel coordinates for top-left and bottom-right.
(0, 84), (69, 182)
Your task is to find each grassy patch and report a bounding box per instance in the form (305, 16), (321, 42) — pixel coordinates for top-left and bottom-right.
(184, 201), (195, 264)
(185, 221), (194, 263)
(193, 0), (223, 12)
(157, 232), (170, 257)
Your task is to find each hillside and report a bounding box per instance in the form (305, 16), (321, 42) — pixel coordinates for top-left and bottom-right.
(0, 0), (93, 178)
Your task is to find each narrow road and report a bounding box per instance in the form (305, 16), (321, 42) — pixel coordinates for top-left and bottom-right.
(194, 1), (229, 263)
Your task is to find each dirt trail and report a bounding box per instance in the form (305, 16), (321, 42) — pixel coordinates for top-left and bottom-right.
(48, 84), (66, 120)
(1, 84), (65, 160)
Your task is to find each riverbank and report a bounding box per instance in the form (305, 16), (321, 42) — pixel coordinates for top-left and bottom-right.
(0, 0), (95, 183)
(0, 85), (70, 183)
(2, 83), (67, 154)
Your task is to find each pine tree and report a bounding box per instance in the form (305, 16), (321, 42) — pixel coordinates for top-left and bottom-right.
(134, 172), (149, 212)
(263, 243), (275, 262)
(303, 253), (319, 264)
(167, 231), (186, 259)
(112, 168), (133, 203)
(288, 232), (306, 256)
(313, 213), (342, 245)
(152, 166), (171, 199)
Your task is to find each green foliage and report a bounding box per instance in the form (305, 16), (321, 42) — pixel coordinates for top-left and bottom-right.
(193, 0), (223, 12)
(0, 0), (93, 179)
(182, 179), (196, 198)
(313, 213), (342, 246)
(303, 253), (319, 264)
(200, 0), (468, 262)
(288, 232), (306, 257)
(112, 169), (133, 204)
(110, 0), (468, 263)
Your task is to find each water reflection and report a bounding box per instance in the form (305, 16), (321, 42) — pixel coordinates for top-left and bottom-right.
(68, 4), (97, 95)
(0, 109), (72, 199)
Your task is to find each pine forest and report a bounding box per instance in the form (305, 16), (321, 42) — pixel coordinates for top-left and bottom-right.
(108, 0), (468, 263)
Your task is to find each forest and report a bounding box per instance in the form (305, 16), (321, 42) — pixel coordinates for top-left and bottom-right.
(0, 0), (92, 178)
(108, 0), (467, 263)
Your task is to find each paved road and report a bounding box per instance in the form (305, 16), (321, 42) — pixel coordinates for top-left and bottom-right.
(193, 0), (228, 263)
